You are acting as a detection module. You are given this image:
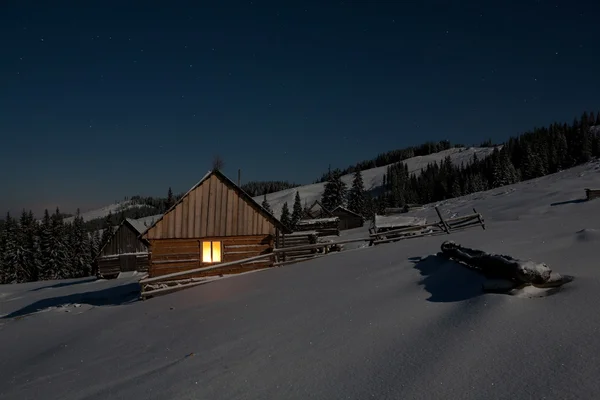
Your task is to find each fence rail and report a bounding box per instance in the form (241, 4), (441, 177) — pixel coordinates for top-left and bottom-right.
(139, 207), (487, 299)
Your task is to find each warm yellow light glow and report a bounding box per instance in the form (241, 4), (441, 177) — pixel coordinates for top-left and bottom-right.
(202, 241), (212, 263)
(202, 241), (222, 263)
(212, 241), (222, 262)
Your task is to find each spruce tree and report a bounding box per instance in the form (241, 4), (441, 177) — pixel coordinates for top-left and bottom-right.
(261, 194), (273, 214)
(1, 213), (18, 283)
(39, 209), (54, 280)
(17, 210), (42, 282)
(101, 211), (114, 250)
(280, 202), (291, 228)
(321, 169), (347, 211)
(291, 191), (303, 228)
(50, 207), (71, 279)
(70, 209), (91, 277)
(165, 187), (174, 210)
(348, 169), (367, 217)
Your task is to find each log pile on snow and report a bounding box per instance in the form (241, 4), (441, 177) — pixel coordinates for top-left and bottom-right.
(440, 241), (573, 292)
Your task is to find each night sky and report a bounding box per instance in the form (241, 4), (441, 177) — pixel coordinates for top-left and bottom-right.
(2, 1), (599, 217)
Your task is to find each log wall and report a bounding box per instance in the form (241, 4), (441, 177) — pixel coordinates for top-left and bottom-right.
(99, 223), (148, 258)
(145, 174), (277, 240)
(98, 253), (149, 278)
(148, 235), (274, 279)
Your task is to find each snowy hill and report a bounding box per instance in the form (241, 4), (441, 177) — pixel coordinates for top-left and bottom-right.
(253, 146), (498, 218)
(67, 147), (497, 225)
(3, 160), (600, 399)
(63, 200), (148, 223)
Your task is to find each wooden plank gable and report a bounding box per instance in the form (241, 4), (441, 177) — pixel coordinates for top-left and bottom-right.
(144, 172), (279, 240)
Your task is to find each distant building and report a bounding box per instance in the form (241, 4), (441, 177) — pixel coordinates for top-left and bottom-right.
(141, 169), (291, 280)
(331, 206), (364, 230)
(96, 218), (150, 279)
(302, 200), (333, 220)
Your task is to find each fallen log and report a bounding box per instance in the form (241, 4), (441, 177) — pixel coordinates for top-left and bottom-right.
(440, 240), (564, 286)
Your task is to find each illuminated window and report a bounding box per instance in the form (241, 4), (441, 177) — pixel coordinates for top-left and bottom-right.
(202, 241), (222, 263)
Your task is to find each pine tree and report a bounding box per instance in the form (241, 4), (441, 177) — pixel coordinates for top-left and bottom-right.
(17, 210), (42, 282)
(165, 187), (174, 210)
(101, 211), (114, 250)
(261, 194), (273, 214)
(1, 213), (18, 284)
(348, 169), (367, 217)
(70, 209), (91, 277)
(291, 191), (303, 228)
(321, 169), (347, 211)
(38, 209), (54, 280)
(50, 207), (71, 279)
(280, 202), (291, 228)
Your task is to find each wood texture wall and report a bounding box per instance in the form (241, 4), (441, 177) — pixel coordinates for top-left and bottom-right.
(98, 254), (149, 278)
(99, 223), (148, 257)
(145, 174), (277, 240)
(148, 235), (274, 279)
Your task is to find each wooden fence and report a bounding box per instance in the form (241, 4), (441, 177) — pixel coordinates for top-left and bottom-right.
(138, 207), (486, 299)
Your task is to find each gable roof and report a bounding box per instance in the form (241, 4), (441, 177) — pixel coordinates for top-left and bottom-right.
(126, 218), (150, 236)
(96, 218), (149, 259)
(331, 206), (363, 219)
(141, 169), (291, 238)
(303, 200), (333, 217)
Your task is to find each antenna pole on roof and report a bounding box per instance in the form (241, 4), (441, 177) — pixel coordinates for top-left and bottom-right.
(238, 169), (241, 187)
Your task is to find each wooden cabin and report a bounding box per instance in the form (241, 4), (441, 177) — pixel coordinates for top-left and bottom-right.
(141, 169), (291, 280)
(331, 206), (364, 230)
(96, 218), (150, 279)
(302, 200), (333, 219)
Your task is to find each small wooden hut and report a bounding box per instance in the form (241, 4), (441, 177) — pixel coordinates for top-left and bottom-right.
(96, 218), (150, 279)
(141, 169), (291, 280)
(331, 206), (364, 230)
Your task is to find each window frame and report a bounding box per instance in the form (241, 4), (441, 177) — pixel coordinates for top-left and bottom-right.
(202, 240), (222, 263)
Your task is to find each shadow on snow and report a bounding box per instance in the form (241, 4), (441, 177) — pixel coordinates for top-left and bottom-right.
(550, 198), (587, 207)
(29, 277), (98, 292)
(2, 282), (140, 319)
(410, 254), (486, 303)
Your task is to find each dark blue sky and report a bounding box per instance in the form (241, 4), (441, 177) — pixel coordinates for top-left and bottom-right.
(2, 1), (599, 216)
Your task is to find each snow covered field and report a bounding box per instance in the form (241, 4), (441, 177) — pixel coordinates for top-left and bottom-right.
(2, 160), (600, 399)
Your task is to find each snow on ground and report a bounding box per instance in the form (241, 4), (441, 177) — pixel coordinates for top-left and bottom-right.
(3, 160), (600, 399)
(253, 146), (497, 218)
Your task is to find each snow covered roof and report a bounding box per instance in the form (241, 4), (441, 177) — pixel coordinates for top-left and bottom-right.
(126, 218), (150, 236)
(332, 206), (362, 218)
(297, 217), (340, 225)
(374, 214), (427, 229)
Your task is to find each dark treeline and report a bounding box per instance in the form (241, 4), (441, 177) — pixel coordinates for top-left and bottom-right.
(266, 110), (600, 226)
(0, 208), (118, 284)
(80, 188), (185, 232)
(241, 180), (302, 197)
(314, 140), (458, 183)
(377, 111), (600, 211)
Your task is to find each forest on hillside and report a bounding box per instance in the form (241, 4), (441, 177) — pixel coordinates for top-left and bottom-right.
(267, 111), (600, 228)
(1, 110), (599, 284)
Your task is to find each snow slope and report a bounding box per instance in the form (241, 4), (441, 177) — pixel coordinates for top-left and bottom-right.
(253, 146), (497, 218)
(63, 200), (148, 223)
(3, 161), (600, 399)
